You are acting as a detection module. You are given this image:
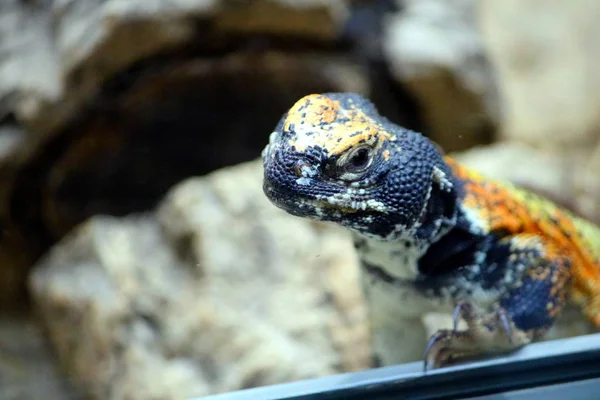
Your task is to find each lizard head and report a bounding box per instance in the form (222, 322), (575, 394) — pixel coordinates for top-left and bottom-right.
(262, 93), (458, 241)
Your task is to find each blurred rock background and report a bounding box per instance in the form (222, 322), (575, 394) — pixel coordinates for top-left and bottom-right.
(0, 0), (599, 399)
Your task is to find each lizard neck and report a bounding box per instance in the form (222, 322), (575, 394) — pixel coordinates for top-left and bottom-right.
(354, 234), (423, 281)
(351, 155), (472, 281)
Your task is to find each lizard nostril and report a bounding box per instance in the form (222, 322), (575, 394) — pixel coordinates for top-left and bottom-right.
(294, 161), (309, 178)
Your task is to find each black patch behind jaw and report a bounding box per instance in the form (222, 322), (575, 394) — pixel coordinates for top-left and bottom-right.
(418, 229), (488, 277)
(414, 174), (459, 243)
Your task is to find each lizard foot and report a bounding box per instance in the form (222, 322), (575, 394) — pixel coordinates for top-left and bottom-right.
(423, 301), (526, 371)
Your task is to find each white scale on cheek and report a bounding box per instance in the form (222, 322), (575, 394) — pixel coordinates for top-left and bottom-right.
(296, 177), (312, 185)
(365, 199), (387, 212)
(325, 188), (388, 211)
(269, 131), (281, 143)
(262, 132), (282, 162)
(301, 165), (317, 177)
(295, 164), (318, 186)
(432, 166), (454, 192)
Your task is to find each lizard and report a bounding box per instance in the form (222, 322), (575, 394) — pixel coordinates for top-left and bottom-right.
(260, 92), (600, 370)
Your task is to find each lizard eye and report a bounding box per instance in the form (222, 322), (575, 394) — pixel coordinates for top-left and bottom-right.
(343, 145), (373, 174)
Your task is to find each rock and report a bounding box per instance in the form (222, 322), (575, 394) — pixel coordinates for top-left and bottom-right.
(215, 0), (348, 39)
(28, 53), (369, 241)
(1, 0), (348, 135)
(0, 1), (62, 117)
(382, 0), (498, 152)
(473, 0), (600, 224)
(0, 0), (363, 314)
(478, 0), (600, 146)
(381, 0), (600, 225)
(0, 51), (368, 313)
(0, 124), (24, 163)
(0, 0), (209, 135)
(575, 141), (600, 222)
(0, 316), (80, 400)
(29, 159), (371, 399)
(0, 122), (29, 311)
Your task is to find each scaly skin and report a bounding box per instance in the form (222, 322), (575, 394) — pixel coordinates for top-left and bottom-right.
(261, 93), (600, 370)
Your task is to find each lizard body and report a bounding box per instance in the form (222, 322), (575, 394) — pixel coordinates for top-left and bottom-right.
(261, 93), (600, 369)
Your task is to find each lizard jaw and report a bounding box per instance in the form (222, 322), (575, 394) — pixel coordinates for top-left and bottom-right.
(301, 198), (358, 214)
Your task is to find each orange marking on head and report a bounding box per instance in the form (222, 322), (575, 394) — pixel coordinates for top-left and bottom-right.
(445, 156), (600, 326)
(383, 150), (390, 161)
(283, 94), (396, 155)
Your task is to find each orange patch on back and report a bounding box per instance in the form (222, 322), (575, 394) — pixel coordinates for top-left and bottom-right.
(445, 156), (600, 326)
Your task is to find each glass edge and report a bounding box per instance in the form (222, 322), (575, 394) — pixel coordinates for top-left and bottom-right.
(192, 332), (600, 400)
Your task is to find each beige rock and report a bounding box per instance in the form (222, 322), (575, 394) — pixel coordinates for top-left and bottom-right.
(0, 1), (62, 111)
(382, 0), (498, 152)
(29, 160), (371, 399)
(0, 51), (369, 314)
(479, 0), (600, 146)
(0, 0), (361, 314)
(25, 0), (212, 135)
(215, 0), (348, 39)
(0, 0), (214, 134)
(575, 141), (600, 222)
(0, 316), (80, 400)
(2, 0), (347, 136)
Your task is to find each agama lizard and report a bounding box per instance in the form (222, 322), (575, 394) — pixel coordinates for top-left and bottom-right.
(261, 93), (600, 370)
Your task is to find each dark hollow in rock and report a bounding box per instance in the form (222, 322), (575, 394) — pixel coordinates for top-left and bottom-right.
(34, 53), (365, 237)
(1, 51), (376, 311)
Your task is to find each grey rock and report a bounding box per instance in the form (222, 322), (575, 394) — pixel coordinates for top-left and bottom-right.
(479, 0), (600, 146)
(1, 0), (347, 135)
(576, 141), (600, 223)
(0, 1), (61, 121)
(382, 0), (498, 152)
(0, 316), (81, 400)
(30, 159), (371, 399)
(0, 0), (360, 313)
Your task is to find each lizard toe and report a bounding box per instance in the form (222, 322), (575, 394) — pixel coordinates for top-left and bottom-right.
(423, 329), (473, 371)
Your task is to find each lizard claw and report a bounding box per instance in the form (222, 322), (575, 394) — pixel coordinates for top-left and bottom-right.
(451, 301), (512, 338)
(452, 301), (475, 331)
(423, 302), (518, 372)
(423, 329), (452, 371)
(422, 301), (473, 371)
(494, 307), (513, 344)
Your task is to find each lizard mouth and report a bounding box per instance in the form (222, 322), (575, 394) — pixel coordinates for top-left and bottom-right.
(309, 193), (389, 213)
(264, 184), (359, 216)
(301, 198), (358, 214)
(264, 178), (389, 217)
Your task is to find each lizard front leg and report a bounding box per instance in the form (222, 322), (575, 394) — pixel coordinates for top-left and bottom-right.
(424, 234), (571, 370)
